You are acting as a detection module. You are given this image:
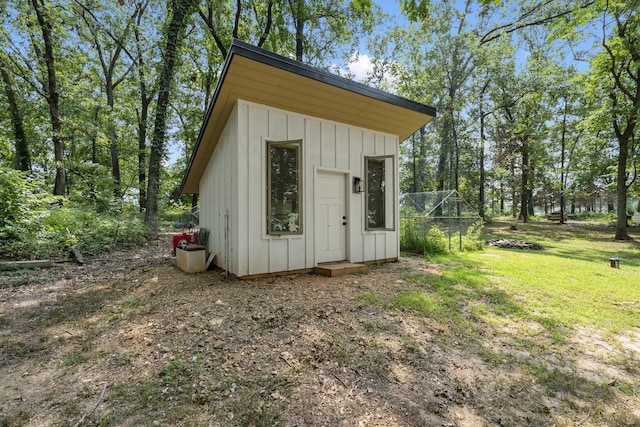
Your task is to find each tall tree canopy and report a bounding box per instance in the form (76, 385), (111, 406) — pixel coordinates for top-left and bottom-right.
(0, 0), (637, 240)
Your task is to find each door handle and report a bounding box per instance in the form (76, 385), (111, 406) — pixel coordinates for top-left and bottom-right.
(342, 216), (347, 225)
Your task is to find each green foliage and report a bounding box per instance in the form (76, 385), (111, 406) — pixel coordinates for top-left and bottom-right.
(0, 168), (47, 233)
(401, 218), (484, 258)
(573, 210), (618, 224)
(423, 225), (448, 257)
(0, 167), (148, 260)
(462, 220), (485, 251)
(399, 217), (429, 254)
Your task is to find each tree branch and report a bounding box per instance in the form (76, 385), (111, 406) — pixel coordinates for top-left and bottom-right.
(233, 0), (241, 39)
(257, 0), (274, 48)
(479, 0), (595, 46)
(198, 7), (227, 58)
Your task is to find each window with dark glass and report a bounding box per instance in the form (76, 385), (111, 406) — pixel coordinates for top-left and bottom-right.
(267, 140), (302, 235)
(366, 156), (394, 230)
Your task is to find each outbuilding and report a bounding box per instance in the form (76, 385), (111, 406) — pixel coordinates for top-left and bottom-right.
(181, 40), (435, 278)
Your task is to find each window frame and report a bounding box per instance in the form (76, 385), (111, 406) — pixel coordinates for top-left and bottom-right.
(266, 139), (303, 236)
(364, 155), (395, 231)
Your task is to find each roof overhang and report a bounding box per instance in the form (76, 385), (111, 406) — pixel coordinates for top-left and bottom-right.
(181, 40), (436, 194)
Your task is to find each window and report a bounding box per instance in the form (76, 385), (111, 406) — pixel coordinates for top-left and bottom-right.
(365, 156), (394, 230)
(267, 140), (302, 235)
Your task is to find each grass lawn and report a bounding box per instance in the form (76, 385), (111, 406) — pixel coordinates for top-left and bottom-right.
(398, 221), (640, 338)
(391, 220), (640, 424)
(462, 221), (640, 335)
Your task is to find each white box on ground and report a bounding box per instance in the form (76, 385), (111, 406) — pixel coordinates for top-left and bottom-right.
(176, 245), (207, 273)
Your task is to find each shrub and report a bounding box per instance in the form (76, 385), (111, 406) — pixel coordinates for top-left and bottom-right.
(462, 220), (485, 252)
(0, 167), (148, 260)
(36, 207), (148, 258)
(400, 217), (429, 254)
(424, 225), (448, 257)
(400, 216), (484, 257)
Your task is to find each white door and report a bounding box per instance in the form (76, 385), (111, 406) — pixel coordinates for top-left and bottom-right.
(316, 171), (347, 263)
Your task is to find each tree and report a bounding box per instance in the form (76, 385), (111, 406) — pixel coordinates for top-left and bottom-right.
(198, 0), (277, 61)
(132, 0), (156, 212)
(76, 0), (140, 201)
(547, 66), (584, 224)
(0, 54), (31, 171)
(284, 0), (376, 64)
(589, 4), (639, 240)
(145, 0), (199, 233)
(30, 0), (67, 195)
(392, 0), (478, 216)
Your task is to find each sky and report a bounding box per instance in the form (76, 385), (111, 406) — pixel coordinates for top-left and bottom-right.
(343, 1), (405, 82)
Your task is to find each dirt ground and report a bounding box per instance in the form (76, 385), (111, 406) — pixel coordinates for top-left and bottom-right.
(1, 232), (639, 426)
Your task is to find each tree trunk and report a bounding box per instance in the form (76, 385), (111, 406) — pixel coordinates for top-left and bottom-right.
(510, 159), (516, 218)
(604, 8), (638, 240)
(106, 85), (122, 201)
(295, 14), (304, 61)
(135, 13), (151, 213)
(520, 141), (529, 223)
(0, 59), (31, 171)
(412, 133), (417, 192)
(137, 105), (148, 212)
(560, 99), (567, 224)
(479, 83), (488, 220)
(145, 0), (198, 233)
(31, 0), (65, 195)
(614, 134), (629, 239)
(435, 141), (447, 217)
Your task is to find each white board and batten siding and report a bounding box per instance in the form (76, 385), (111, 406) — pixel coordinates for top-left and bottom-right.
(199, 99), (400, 277)
(199, 104), (239, 274)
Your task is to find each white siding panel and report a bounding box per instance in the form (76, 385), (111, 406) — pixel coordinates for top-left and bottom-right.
(288, 237), (306, 270)
(385, 135), (398, 155)
(219, 130), (229, 270)
(248, 104), (270, 275)
(287, 115), (307, 269)
(363, 234), (376, 261)
(386, 228), (397, 259)
(236, 102), (250, 276)
(305, 119), (321, 267)
(348, 128), (364, 263)
(288, 115), (305, 140)
(376, 233), (386, 260)
(228, 109), (240, 273)
(269, 239), (288, 272)
(200, 108), (235, 272)
(321, 122), (336, 168)
(269, 109), (287, 140)
(363, 131), (375, 155)
(375, 133), (385, 155)
(361, 130), (376, 262)
(336, 125), (349, 170)
(388, 135), (400, 259)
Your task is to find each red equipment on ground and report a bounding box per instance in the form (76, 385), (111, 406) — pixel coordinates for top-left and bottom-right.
(172, 233), (196, 254)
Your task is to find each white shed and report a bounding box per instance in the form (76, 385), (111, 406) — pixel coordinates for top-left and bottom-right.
(181, 41), (435, 278)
